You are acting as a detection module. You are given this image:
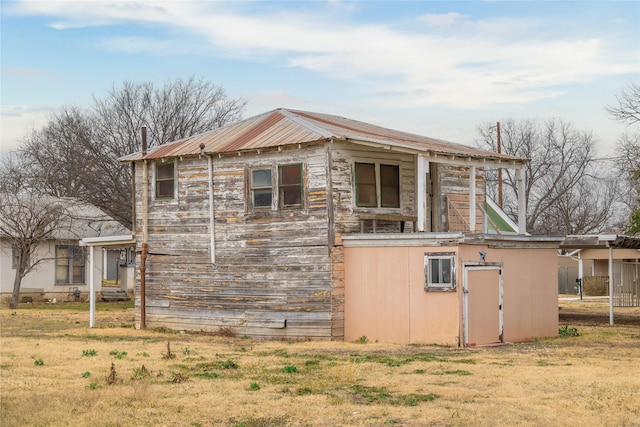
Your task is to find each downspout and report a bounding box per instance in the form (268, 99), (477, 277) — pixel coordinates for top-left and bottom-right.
(202, 146), (217, 268)
(140, 127), (148, 329)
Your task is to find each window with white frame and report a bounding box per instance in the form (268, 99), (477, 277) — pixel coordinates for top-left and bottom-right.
(249, 163), (304, 210)
(354, 162), (400, 208)
(55, 245), (86, 284)
(155, 160), (176, 199)
(424, 252), (456, 291)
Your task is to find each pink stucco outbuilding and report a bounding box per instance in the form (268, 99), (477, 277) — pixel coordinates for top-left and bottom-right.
(343, 233), (562, 347)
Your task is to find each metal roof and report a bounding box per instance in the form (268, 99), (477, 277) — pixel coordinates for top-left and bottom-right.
(561, 234), (640, 250)
(119, 108), (527, 164)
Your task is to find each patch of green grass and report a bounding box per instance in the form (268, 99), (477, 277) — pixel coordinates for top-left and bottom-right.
(87, 382), (101, 390)
(349, 384), (438, 406)
(82, 349), (98, 357)
(414, 369), (426, 374)
(109, 350), (127, 359)
(193, 372), (219, 379)
(281, 364), (298, 373)
(82, 371), (91, 378)
(559, 325), (580, 337)
(33, 358), (44, 366)
(391, 393), (439, 406)
(248, 382), (261, 391)
(350, 384), (391, 403)
(216, 359), (238, 369)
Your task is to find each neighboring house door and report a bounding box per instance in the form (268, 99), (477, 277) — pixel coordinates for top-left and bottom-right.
(463, 263), (503, 347)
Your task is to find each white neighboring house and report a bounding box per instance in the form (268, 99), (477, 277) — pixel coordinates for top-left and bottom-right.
(0, 197), (133, 303)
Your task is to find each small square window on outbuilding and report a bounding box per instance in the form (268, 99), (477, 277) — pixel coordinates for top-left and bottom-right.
(424, 252), (456, 291)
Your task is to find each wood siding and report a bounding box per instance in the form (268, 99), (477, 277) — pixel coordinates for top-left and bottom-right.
(132, 140), (487, 339)
(134, 145), (339, 339)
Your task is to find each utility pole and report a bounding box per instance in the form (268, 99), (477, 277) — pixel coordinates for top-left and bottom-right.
(497, 121), (503, 209)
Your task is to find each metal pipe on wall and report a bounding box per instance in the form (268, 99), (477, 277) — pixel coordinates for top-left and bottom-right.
(140, 127), (148, 329)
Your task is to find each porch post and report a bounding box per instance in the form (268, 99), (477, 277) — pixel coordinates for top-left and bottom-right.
(416, 155), (428, 232)
(469, 166), (476, 232)
(609, 245), (614, 325)
(516, 167), (526, 234)
(89, 245), (95, 328)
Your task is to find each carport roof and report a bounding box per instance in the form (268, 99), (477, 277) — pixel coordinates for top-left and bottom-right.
(561, 234), (640, 250)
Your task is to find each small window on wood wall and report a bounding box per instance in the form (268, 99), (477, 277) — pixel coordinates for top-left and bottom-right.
(251, 168), (273, 208)
(155, 160), (176, 199)
(249, 163), (303, 210)
(424, 252), (456, 291)
(354, 162), (400, 208)
(279, 164), (303, 208)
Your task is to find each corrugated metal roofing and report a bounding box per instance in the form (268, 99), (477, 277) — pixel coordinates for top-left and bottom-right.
(119, 108), (526, 163)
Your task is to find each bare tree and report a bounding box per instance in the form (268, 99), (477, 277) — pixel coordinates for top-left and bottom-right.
(0, 193), (68, 308)
(15, 76), (246, 228)
(476, 118), (617, 235)
(606, 82), (640, 125)
(608, 83), (640, 234)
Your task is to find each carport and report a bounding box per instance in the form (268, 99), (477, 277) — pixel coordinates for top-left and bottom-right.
(561, 235), (640, 324)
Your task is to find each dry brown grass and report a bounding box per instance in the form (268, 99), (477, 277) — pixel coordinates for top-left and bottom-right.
(1, 300), (639, 426)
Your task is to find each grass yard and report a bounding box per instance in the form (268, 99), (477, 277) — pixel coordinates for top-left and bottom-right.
(0, 300), (639, 426)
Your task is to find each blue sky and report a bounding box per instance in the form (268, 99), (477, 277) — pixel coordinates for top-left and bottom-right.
(1, 0), (638, 156)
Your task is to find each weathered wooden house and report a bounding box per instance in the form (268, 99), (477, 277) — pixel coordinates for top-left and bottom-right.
(121, 108), (561, 346)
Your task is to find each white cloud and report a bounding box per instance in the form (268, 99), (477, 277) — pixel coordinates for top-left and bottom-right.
(7, 1), (638, 111)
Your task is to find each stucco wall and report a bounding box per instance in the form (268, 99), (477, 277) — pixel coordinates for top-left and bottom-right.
(345, 240), (559, 346)
(459, 245), (558, 343)
(344, 245), (460, 346)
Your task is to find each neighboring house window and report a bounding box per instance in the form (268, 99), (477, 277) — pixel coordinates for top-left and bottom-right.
(249, 163), (304, 210)
(278, 164), (303, 208)
(354, 162), (400, 208)
(11, 245), (29, 269)
(251, 168), (273, 208)
(155, 160), (176, 199)
(424, 252), (456, 291)
(55, 245), (86, 284)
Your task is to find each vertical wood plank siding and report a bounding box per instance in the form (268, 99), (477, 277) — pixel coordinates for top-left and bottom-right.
(133, 140), (484, 339)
